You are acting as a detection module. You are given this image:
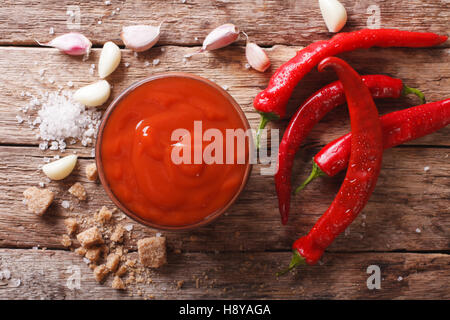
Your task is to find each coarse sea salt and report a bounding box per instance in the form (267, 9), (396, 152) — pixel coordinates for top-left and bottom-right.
(19, 90), (101, 151)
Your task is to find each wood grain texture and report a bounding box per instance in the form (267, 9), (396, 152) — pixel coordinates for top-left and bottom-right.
(1, 46), (449, 149)
(0, 0), (448, 47)
(0, 249), (448, 300)
(1, 145), (448, 252)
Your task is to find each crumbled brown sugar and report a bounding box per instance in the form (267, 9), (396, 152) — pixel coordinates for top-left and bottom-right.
(23, 187), (54, 216)
(68, 182), (87, 201)
(64, 218), (78, 235)
(176, 280), (185, 290)
(76, 226), (103, 247)
(94, 206), (113, 224)
(115, 265), (127, 277)
(85, 247), (102, 263)
(110, 224), (125, 243)
(60, 234), (72, 247)
(75, 247), (86, 256)
(137, 237), (167, 268)
(85, 163), (98, 181)
(112, 276), (125, 290)
(106, 253), (120, 272)
(93, 264), (109, 283)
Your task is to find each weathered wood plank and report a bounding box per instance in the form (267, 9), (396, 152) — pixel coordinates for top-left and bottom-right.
(0, 0), (448, 47)
(0, 46), (449, 149)
(1, 145), (448, 252)
(0, 249), (448, 299)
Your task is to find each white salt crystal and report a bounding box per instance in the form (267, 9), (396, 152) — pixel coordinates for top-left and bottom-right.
(423, 166), (430, 172)
(397, 276), (403, 281)
(415, 228), (421, 233)
(222, 85), (229, 91)
(83, 257), (91, 264)
(67, 81), (74, 87)
(61, 200), (70, 209)
(9, 279), (21, 288)
(182, 57), (188, 64)
(98, 20), (102, 25)
(16, 115), (24, 124)
(124, 224), (133, 232)
(1, 269), (11, 280)
(194, 36), (199, 41)
(124, 62), (130, 68)
(53, 155), (60, 160)
(156, 232), (162, 237)
(152, 59), (160, 66)
(49, 141), (59, 150)
(160, 47), (165, 52)
(144, 61), (150, 67)
(49, 27), (54, 35)
(105, 0), (111, 5)
(38, 182), (45, 188)
(245, 63), (251, 70)
(48, 78), (55, 84)
(39, 69), (46, 77)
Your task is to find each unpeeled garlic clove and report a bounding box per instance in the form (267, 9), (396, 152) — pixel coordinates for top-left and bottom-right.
(98, 41), (121, 78)
(42, 155), (78, 180)
(319, 0), (347, 33)
(202, 23), (240, 51)
(37, 33), (92, 56)
(121, 23), (162, 52)
(74, 80), (111, 107)
(245, 42), (271, 72)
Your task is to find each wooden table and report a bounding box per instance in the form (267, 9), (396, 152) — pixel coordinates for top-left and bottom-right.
(0, 0), (448, 300)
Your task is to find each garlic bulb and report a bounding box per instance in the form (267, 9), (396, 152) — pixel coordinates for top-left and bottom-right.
(243, 32), (270, 72)
(74, 80), (111, 107)
(42, 155), (78, 180)
(98, 41), (121, 78)
(121, 23), (162, 52)
(319, 0), (347, 33)
(202, 23), (240, 51)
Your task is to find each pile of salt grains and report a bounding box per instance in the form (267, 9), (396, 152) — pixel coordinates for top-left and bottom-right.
(17, 89), (101, 156)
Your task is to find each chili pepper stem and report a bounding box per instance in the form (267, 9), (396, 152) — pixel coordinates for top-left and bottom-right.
(402, 85), (426, 104)
(255, 112), (279, 150)
(276, 250), (305, 276)
(295, 160), (327, 194)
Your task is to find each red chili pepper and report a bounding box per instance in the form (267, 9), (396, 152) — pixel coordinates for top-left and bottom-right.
(254, 29), (447, 147)
(276, 75), (424, 225)
(279, 56), (384, 272)
(296, 98), (450, 192)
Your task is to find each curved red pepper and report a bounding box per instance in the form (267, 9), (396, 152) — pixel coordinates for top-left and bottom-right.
(281, 57), (384, 271)
(276, 75), (423, 225)
(296, 98), (450, 191)
(254, 29), (447, 146)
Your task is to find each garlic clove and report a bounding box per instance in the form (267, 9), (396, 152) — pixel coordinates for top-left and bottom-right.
(42, 155), (78, 180)
(246, 42), (271, 72)
(98, 41), (121, 78)
(121, 24), (162, 52)
(73, 80), (111, 107)
(38, 33), (92, 56)
(202, 23), (240, 51)
(319, 0), (347, 33)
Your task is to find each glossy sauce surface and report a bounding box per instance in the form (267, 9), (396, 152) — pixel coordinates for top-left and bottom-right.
(101, 76), (248, 227)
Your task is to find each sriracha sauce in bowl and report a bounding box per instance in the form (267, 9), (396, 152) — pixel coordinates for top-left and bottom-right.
(96, 73), (252, 230)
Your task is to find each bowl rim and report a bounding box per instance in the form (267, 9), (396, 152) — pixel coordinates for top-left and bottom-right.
(95, 72), (253, 231)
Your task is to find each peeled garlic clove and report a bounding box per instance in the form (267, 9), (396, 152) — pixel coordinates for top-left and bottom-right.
(38, 33), (92, 56)
(246, 42), (271, 72)
(42, 155), (78, 180)
(121, 24), (162, 52)
(74, 80), (111, 107)
(98, 41), (121, 78)
(319, 0), (347, 33)
(202, 23), (240, 51)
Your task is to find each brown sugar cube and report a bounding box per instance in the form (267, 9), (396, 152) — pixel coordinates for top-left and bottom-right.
(64, 218), (78, 235)
(112, 276), (125, 290)
(106, 253), (120, 272)
(85, 163), (98, 181)
(115, 265), (127, 277)
(93, 264), (109, 283)
(137, 237), (167, 268)
(68, 183), (87, 201)
(75, 247), (87, 256)
(23, 187), (54, 216)
(85, 247), (102, 263)
(110, 224), (125, 243)
(94, 206), (112, 224)
(76, 227), (103, 247)
(60, 234), (72, 247)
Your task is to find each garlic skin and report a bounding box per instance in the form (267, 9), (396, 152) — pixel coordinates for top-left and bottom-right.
(202, 23), (240, 51)
(319, 0), (347, 33)
(121, 24), (162, 52)
(98, 41), (121, 78)
(74, 80), (111, 107)
(39, 33), (92, 56)
(42, 155), (78, 180)
(245, 42), (271, 72)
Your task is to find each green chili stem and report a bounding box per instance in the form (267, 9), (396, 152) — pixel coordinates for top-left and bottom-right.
(295, 160), (327, 194)
(402, 85), (426, 104)
(276, 251), (306, 277)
